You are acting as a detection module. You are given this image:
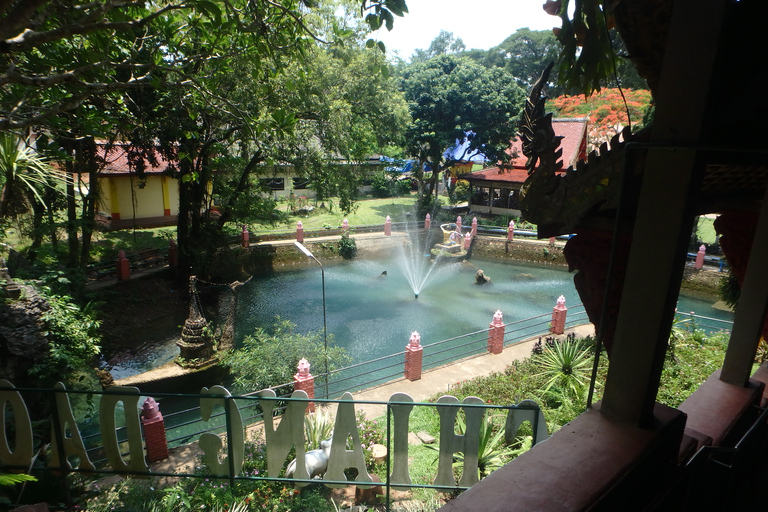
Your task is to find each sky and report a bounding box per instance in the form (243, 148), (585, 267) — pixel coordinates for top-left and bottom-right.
(374, 0), (559, 60)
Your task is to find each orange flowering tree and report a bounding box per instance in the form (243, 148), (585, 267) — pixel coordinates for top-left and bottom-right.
(550, 89), (652, 150)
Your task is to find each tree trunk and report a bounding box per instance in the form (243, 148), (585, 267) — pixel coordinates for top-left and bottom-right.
(79, 137), (98, 268)
(63, 140), (79, 268)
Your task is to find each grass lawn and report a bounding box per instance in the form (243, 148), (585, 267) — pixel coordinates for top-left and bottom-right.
(250, 194), (418, 233)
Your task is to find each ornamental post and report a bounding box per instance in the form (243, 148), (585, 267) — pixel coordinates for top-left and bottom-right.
(141, 397), (169, 463)
(293, 358), (315, 413)
(551, 295), (567, 335)
(488, 310), (505, 354)
(404, 331), (423, 381)
(116, 250), (130, 281)
(296, 221), (304, 243)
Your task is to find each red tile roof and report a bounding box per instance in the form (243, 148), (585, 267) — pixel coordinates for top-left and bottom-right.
(460, 118), (588, 184)
(96, 144), (173, 176)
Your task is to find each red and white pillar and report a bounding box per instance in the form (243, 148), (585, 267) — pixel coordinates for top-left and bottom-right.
(141, 397), (169, 463)
(550, 295), (567, 335)
(293, 358), (315, 413)
(488, 310), (505, 354)
(404, 331), (423, 381)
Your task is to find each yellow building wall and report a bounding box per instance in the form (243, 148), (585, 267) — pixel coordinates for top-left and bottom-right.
(99, 175), (179, 220)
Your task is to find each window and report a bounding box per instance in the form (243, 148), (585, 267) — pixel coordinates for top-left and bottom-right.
(292, 177), (310, 190)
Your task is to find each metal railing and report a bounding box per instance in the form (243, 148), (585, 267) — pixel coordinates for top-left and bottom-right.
(1, 386), (546, 511)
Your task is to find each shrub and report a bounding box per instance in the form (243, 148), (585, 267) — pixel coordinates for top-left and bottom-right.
(338, 232), (357, 259)
(219, 318), (351, 395)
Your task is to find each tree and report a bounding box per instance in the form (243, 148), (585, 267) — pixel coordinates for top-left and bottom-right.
(0, 1), (409, 132)
(411, 30), (466, 62)
(485, 29), (563, 93)
(400, 54), (526, 213)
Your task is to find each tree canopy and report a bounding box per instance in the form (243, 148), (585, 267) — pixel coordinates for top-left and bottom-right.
(400, 54), (526, 211)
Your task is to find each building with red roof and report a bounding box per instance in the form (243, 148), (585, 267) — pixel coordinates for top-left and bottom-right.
(458, 118), (588, 217)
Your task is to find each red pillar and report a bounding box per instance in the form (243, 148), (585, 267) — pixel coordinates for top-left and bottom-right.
(116, 250), (130, 281)
(471, 217), (477, 237)
(464, 232), (472, 250)
(342, 218), (349, 233)
(550, 295), (567, 335)
(168, 240), (178, 268)
(456, 215), (462, 234)
(488, 310), (505, 354)
(241, 225), (250, 248)
(425, 213), (431, 230)
(507, 220), (515, 241)
(404, 331), (423, 381)
(293, 358), (315, 413)
(296, 221), (304, 243)
(384, 215), (392, 236)
(141, 397), (169, 463)
(695, 244), (706, 269)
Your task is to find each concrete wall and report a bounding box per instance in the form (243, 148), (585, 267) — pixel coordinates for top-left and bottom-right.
(99, 175), (180, 220)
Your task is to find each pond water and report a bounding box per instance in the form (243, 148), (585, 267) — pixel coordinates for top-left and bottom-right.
(237, 255), (734, 363)
(108, 255), (735, 379)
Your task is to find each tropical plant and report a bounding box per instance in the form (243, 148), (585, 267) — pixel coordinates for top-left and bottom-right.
(305, 408), (335, 450)
(535, 339), (592, 397)
(427, 413), (515, 479)
(0, 135), (62, 220)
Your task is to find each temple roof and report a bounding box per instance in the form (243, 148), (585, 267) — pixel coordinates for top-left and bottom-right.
(459, 118), (588, 184)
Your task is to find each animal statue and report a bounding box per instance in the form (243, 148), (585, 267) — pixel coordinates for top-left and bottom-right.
(284, 439), (332, 480)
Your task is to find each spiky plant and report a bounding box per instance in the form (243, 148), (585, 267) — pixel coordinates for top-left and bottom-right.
(536, 339), (592, 397)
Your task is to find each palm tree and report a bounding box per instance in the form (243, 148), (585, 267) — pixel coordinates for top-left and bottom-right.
(0, 135), (60, 220)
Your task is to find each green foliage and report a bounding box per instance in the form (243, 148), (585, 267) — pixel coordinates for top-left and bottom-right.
(719, 270), (740, 309)
(219, 319), (351, 395)
(447, 179), (470, 205)
(401, 54), (526, 203)
(25, 289), (102, 387)
(304, 408), (334, 450)
(534, 339), (592, 397)
(656, 330), (730, 408)
(0, 473), (37, 486)
(426, 413), (515, 479)
(355, 411), (385, 470)
(371, 171), (393, 198)
(338, 232), (357, 259)
(0, 135), (62, 219)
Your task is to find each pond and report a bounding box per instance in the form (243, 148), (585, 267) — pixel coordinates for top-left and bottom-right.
(108, 255), (735, 379)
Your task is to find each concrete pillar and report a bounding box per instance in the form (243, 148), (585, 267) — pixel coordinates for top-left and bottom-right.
(425, 213), (431, 230)
(141, 397), (169, 463)
(296, 221), (304, 243)
(488, 310), (505, 354)
(241, 225), (250, 248)
(385, 215), (392, 236)
(508, 220), (515, 241)
(471, 217), (477, 237)
(405, 331), (423, 381)
(168, 240), (178, 268)
(342, 218), (349, 233)
(551, 295), (567, 335)
(694, 244), (706, 269)
(116, 250), (130, 281)
(464, 232), (472, 250)
(293, 358), (315, 413)
(456, 216), (462, 234)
